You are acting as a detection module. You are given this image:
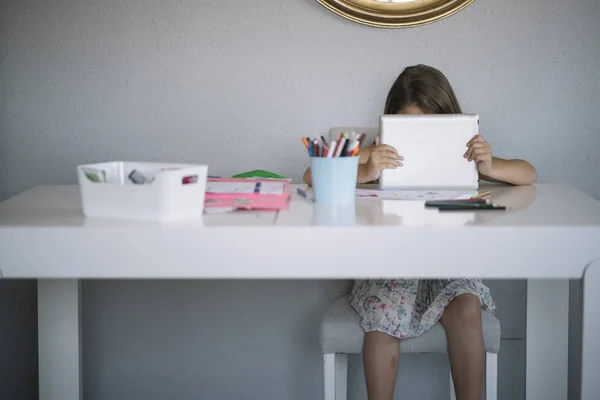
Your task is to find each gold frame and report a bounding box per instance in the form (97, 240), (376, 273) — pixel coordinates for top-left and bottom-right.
(315, 0), (474, 28)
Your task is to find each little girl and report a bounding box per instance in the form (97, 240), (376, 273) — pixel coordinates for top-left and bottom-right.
(304, 64), (537, 400)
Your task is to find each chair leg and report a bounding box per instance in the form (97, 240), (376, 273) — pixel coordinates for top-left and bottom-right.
(485, 352), (498, 400)
(449, 363), (457, 400)
(323, 353), (348, 400)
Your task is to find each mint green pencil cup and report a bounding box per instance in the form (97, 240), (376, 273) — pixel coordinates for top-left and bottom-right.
(310, 156), (359, 204)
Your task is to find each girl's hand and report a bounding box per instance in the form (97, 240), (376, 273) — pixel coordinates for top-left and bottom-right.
(362, 136), (404, 182)
(358, 145), (373, 164)
(465, 134), (492, 176)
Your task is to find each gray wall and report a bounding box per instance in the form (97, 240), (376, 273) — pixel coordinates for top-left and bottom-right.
(1, 0), (599, 399)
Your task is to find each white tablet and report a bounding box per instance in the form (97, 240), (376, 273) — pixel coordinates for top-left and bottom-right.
(378, 114), (479, 191)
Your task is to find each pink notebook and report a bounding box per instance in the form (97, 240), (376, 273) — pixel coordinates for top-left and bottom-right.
(204, 178), (291, 210)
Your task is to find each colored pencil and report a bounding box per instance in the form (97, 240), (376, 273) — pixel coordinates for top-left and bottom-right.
(327, 141), (336, 158)
(437, 204), (506, 211)
(335, 138), (347, 157)
(472, 191), (491, 199)
(425, 199), (490, 208)
(301, 137), (309, 150)
(302, 135), (363, 157)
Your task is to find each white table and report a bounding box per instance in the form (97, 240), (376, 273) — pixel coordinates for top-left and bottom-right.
(1, 183), (599, 400)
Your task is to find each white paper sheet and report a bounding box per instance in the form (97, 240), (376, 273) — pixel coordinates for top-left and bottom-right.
(354, 189), (475, 201)
(259, 182), (285, 195)
(295, 187), (475, 202)
(206, 182), (257, 194)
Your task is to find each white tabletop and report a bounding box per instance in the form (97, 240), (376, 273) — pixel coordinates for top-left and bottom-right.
(1, 183), (600, 279)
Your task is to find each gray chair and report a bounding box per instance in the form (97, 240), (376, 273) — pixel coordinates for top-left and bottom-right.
(320, 295), (500, 400)
(328, 127), (379, 148)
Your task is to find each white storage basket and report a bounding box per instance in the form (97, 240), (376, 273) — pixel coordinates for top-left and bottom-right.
(77, 161), (208, 221)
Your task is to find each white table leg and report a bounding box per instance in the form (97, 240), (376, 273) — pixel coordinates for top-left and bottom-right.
(526, 279), (569, 400)
(582, 260), (600, 399)
(38, 279), (82, 400)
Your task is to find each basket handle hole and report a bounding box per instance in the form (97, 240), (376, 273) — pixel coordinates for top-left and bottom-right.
(182, 175), (199, 185)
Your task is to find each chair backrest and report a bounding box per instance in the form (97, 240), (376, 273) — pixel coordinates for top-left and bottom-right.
(328, 127), (378, 147)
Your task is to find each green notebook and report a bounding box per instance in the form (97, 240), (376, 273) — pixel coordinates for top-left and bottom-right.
(232, 170), (286, 180)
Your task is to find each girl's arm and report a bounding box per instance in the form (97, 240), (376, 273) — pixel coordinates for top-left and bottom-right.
(466, 135), (537, 186)
(303, 168), (312, 185)
(479, 156), (537, 186)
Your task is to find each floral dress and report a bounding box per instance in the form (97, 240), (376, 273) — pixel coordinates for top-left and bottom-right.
(349, 279), (495, 339)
